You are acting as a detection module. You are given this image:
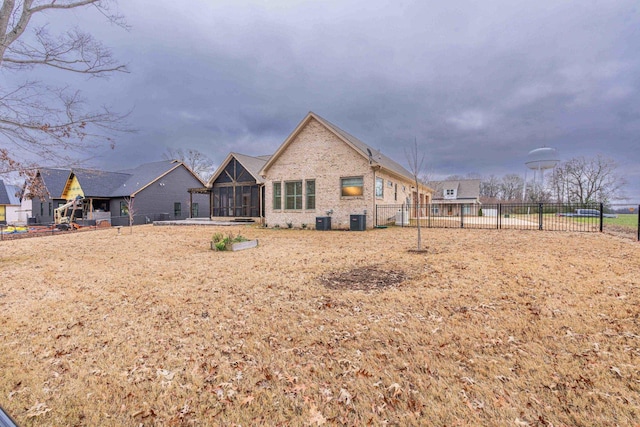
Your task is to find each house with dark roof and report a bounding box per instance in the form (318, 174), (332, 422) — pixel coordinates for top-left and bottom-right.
(427, 179), (482, 216)
(258, 112), (432, 229)
(0, 180), (22, 225)
(28, 160), (209, 225)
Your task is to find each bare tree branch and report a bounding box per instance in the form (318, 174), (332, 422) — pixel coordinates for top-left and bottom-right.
(163, 148), (216, 182)
(0, 0), (130, 178)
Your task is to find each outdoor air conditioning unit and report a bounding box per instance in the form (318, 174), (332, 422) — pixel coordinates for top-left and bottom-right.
(316, 216), (331, 231)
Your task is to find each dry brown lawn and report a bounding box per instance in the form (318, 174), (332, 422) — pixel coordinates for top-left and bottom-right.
(0, 225), (639, 426)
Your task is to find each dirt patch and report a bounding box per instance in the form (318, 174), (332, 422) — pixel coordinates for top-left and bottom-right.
(318, 265), (407, 291)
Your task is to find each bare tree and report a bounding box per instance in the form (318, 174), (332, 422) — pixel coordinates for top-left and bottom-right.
(405, 139), (426, 251)
(162, 148), (215, 182)
(480, 174), (501, 201)
(501, 174), (525, 201)
(550, 155), (625, 205)
(123, 196), (135, 233)
(0, 0), (130, 181)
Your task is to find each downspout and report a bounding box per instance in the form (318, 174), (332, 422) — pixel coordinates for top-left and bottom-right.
(209, 188), (213, 219)
(259, 183), (264, 225)
(371, 165), (381, 229)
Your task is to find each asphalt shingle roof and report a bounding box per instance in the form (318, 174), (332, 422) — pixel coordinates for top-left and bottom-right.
(34, 161), (195, 200)
(232, 153), (271, 184)
(72, 169), (131, 198)
(112, 160), (183, 197)
(0, 180), (21, 205)
(311, 113), (416, 181)
(38, 168), (72, 198)
(428, 179), (481, 200)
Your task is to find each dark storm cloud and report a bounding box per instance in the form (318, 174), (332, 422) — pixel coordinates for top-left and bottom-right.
(64, 0), (640, 199)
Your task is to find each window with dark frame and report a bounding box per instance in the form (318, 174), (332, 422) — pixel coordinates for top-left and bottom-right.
(191, 203), (199, 217)
(341, 176), (364, 197)
(273, 182), (282, 210)
(174, 202), (181, 218)
(306, 180), (315, 210)
(120, 201), (128, 216)
(285, 181), (303, 210)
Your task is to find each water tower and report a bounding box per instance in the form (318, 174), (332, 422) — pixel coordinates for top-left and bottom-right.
(523, 147), (559, 200)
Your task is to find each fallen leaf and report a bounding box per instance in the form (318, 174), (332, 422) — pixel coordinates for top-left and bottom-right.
(338, 388), (352, 405)
(26, 402), (51, 418)
(241, 395), (255, 407)
(308, 405), (326, 425)
(387, 383), (402, 398)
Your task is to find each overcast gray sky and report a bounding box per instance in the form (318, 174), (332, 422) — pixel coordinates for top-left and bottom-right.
(40, 0), (640, 200)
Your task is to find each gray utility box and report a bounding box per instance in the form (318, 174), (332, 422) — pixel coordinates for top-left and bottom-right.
(350, 214), (366, 231)
(316, 216), (331, 231)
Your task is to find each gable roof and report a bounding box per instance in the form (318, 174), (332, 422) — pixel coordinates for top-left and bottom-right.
(207, 152), (271, 187)
(71, 169), (131, 198)
(0, 180), (21, 205)
(428, 179), (481, 200)
(32, 160), (205, 200)
(38, 168), (72, 198)
(259, 112), (421, 185)
(112, 160), (204, 197)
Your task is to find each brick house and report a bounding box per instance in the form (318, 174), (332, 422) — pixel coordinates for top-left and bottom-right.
(259, 112), (431, 229)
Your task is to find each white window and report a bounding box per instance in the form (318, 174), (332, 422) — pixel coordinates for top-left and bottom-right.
(375, 177), (383, 198)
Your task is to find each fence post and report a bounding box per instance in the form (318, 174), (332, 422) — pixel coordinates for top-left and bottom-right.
(461, 204), (464, 228)
(539, 203), (543, 230)
(637, 204), (639, 242)
(498, 204), (501, 229)
(401, 204), (405, 228)
(599, 203), (603, 233)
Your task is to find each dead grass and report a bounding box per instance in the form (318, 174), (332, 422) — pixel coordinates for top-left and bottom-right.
(1, 225), (639, 426)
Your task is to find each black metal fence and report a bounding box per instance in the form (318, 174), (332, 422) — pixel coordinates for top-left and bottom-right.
(376, 202), (640, 240)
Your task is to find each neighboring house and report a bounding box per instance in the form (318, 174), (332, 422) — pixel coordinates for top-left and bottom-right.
(259, 112), (432, 229)
(108, 160), (209, 225)
(28, 160), (208, 226)
(0, 180), (22, 225)
(427, 179), (482, 216)
(201, 152), (271, 219)
(28, 168), (70, 224)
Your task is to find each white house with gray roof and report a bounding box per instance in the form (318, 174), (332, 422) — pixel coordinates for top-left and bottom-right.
(427, 179), (482, 216)
(0, 180), (22, 224)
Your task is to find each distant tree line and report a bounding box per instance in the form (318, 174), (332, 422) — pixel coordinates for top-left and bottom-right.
(476, 155), (624, 205)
